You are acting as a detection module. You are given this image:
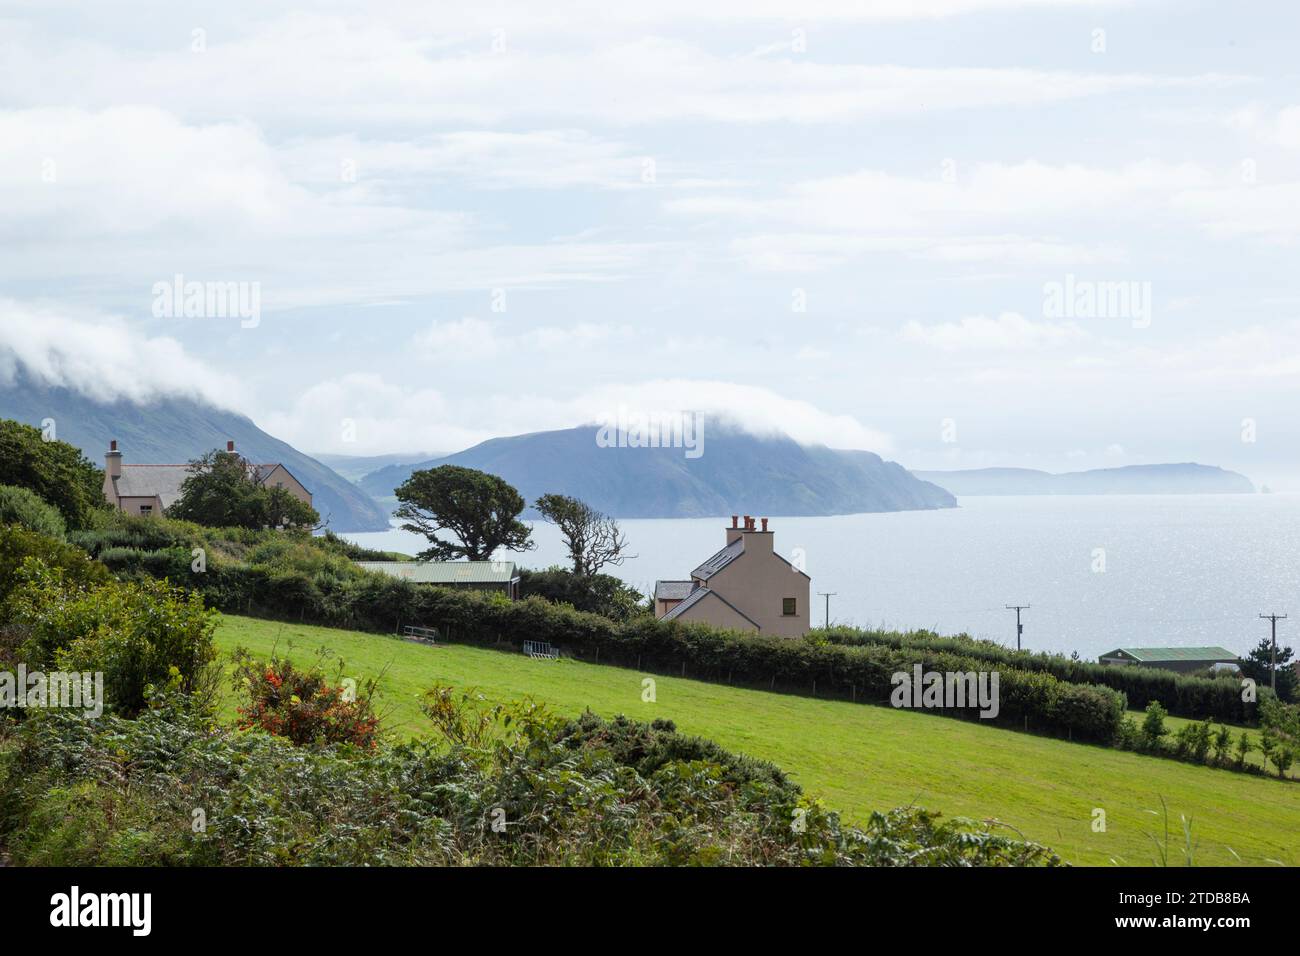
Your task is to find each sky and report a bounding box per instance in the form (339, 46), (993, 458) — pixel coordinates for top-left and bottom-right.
(2, 0), (1299, 487)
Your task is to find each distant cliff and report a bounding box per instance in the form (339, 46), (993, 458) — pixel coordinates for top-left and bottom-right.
(360, 422), (956, 518)
(914, 464), (1255, 496)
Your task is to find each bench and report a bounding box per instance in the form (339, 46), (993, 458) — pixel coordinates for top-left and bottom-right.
(402, 625), (441, 646)
(523, 640), (559, 660)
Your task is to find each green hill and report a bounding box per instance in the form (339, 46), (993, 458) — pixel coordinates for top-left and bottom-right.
(216, 614), (1300, 867)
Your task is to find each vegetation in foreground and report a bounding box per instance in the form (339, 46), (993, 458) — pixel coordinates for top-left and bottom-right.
(214, 615), (1300, 867)
(0, 688), (1058, 867)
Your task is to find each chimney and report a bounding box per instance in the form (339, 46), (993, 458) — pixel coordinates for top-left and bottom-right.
(105, 440), (123, 480)
(226, 440), (235, 453)
(740, 513), (773, 553)
(726, 515), (743, 545)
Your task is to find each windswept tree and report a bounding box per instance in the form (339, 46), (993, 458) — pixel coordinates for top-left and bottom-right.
(534, 492), (632, 577)
(394, 465), (533, 561)
(167, 449), (319, 530)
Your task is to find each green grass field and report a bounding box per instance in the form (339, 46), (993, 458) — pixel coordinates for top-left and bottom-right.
(215, 614), (1300, 867)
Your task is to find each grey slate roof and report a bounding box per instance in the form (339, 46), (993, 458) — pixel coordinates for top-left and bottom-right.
(113, 465), (190, 508)
(356, 561), (518, 584)
(661, 585), (759, 628)
(654, 580), (695, 601)
(691, 539), (743, 581)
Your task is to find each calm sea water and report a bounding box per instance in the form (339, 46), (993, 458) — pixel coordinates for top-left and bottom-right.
(341, 494), (1300, 662)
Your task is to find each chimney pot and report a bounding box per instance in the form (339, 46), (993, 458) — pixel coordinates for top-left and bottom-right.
(226, 440), (235, 453)
(731, 515), (738, 528)
(110, 440), (117, 452)
(761, 518), (768, 531)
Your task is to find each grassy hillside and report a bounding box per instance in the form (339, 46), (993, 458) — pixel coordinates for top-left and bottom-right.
(216, 615), (1300, 867)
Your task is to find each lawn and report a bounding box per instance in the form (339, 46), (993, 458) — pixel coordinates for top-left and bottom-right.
(216, 614), (1300, 867)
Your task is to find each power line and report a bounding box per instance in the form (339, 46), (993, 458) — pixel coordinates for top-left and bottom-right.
(1005, 604), (1030, 651)
(817, 592), (837, 629)
(1259, 612), (1288, 692)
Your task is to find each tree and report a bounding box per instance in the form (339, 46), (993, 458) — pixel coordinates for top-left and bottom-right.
(0, 484), (66, 539)
(1139, 700), (1167, 751)
(0, 419), (105, 530)
(167, 449), (319, 530)
(394, 465), (533, 561)
(517, 567), (649, 622)
(534, 492), (632, 577)
(1238, 637), (1297, 703)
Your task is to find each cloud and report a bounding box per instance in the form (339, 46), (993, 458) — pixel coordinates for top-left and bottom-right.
(900, 312), (1087, 351)
(0, 299), (242, 408)
(1, 15), (1235, 128)
(263, 373), (893, 455)
(572, 379), (893, 451)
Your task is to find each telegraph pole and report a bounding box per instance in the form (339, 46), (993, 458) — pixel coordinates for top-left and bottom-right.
(818, 592), (836, 629)
(1006, 604), (1030, 651)
(1259, 612), (1288, 692)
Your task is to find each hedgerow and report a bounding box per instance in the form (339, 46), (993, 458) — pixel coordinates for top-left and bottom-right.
(818, 626), (1253, 724)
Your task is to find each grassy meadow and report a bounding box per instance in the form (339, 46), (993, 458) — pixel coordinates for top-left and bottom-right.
(216, 614), (1300, 867)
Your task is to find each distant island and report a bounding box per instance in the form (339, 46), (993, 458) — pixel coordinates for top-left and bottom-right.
(914, 464), (1255, 496)
(359, 421), (956, 518)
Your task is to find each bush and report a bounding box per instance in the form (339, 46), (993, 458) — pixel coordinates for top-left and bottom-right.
(1140, 701), (1168, 751)
(5, 559), (219, 716)
(0, 694), (1061, 867)
(518, 567), (649, 622)
(0, 484), (66, 539)
(231, 648), (380, 749)
(0, 524), (108, 608)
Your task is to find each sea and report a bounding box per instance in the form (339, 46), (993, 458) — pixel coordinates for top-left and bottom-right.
(340, 494), (1300, 662)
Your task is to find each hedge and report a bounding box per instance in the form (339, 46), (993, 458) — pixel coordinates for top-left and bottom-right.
(819, 627), (1254, 724)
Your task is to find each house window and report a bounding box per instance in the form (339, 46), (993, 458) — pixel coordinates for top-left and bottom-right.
(782, 597), (797, 616)
(139, 505), (153, 516)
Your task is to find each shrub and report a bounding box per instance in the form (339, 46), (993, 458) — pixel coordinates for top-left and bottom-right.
(1140, 701), (1168, 751)
(0, 695), (1061, 867)
(5, 559), (219, 716)
(0, 524), (108, 608)
(517, 567), (649, 622)
(231, 648), (380, 749)
(0, 484), (66, 539)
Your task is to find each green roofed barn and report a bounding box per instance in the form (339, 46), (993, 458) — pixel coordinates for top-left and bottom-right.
(356, 561), (521, 600)
(1098, 646), (1239, 673)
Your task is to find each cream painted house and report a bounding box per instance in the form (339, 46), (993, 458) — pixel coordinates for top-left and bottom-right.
(102, 440), (312, 517)
(654, 515), (810, 637)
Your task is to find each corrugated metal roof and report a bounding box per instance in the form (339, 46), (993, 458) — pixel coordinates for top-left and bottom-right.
(691, 539), (743, 581)
(356, 560), (518, 584)
(655, 580), (695, 601)
(1101, 646), (1238, 662)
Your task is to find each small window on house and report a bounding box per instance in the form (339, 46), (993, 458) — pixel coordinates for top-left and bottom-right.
(782, 597), (797, 616)
(139, 505), (153, 516)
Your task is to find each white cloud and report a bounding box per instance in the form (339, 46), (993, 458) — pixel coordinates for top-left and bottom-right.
(0, 299), (241, 408)
(900, 312), (1087, 351)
